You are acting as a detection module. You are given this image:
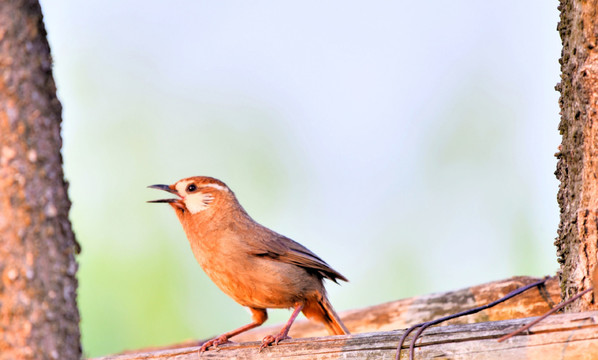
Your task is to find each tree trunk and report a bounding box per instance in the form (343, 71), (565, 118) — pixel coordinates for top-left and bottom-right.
(555, 0), (598, 310)
(0, 1), (81, 359)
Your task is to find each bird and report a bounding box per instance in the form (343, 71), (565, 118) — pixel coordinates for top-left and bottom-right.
(148, 176), (349, 352)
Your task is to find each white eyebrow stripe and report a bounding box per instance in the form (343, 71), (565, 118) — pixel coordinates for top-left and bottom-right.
(174, 180), (229, 194)
(202, 183), (229, 192)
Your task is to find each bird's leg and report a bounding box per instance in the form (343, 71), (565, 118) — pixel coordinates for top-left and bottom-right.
(260, 303), (304, 351)
(200, 308), (267, 352)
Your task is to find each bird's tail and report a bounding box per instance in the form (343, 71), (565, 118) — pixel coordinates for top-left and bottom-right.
(302, 293), (350, 335)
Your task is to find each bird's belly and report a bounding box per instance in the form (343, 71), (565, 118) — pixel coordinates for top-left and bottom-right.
(186, 231), (323, 309)
(199, 254), (318, 309)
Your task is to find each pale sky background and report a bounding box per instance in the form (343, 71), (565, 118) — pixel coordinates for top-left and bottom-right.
(39, 1), (560, 357)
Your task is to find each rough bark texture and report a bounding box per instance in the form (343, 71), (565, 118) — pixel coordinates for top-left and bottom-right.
(0, 1), (81, 359)
(555, 0), (598, 310)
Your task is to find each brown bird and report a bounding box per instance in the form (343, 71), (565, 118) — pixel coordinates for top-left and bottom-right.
(148, 176), (349, 351)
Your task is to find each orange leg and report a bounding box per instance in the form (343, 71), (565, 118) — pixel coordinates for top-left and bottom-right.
(200, 308), (267, 352)
(260, 303), (304, 351)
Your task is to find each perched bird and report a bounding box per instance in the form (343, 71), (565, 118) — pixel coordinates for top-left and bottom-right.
(148, 176), (349, 351)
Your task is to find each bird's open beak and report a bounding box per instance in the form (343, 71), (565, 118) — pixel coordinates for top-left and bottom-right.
(147, 184), (181, 204)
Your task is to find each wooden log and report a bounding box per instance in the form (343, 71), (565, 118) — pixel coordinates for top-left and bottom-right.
(95, 310), (598, 360)
(149, 276), (560, 350)
(98, 276), (561, 358)
(247, 275), (560, 340)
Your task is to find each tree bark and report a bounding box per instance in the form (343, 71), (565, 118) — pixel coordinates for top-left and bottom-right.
(0, 1), (81, 359)
(555, 0), (598, 310)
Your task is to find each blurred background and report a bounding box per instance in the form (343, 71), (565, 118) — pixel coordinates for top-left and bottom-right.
(38, 1), (561, 357)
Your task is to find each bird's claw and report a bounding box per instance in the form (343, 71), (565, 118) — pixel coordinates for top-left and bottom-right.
(199, 335), (230, 353)
(259, 333), (291, 352)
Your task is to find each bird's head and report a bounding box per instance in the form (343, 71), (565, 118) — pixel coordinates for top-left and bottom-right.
(148, 176), (235, 217)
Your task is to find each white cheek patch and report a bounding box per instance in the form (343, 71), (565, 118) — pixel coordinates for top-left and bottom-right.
(184, 192), (214, 214)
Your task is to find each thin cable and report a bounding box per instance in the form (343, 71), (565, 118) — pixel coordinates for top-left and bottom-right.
(395, 277), (549, 360)
(497, 287), (593, 343)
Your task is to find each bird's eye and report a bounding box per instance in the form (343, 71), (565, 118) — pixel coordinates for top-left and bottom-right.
(186, 184), (197, 192)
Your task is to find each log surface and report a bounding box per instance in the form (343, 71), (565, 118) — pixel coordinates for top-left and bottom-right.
(95, 310), (598, 360)
(138, 275), (560, 351)
(93, 276), (568, 359)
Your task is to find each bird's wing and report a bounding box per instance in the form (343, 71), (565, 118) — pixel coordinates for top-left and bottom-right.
(248, 227), (348, 283)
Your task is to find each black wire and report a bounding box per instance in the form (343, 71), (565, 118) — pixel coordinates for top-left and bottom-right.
(395, 276), (549, 360)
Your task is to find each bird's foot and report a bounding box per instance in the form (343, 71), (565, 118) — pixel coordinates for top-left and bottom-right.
(199, 335), (231, 353)
(259, 333), (291, 352)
